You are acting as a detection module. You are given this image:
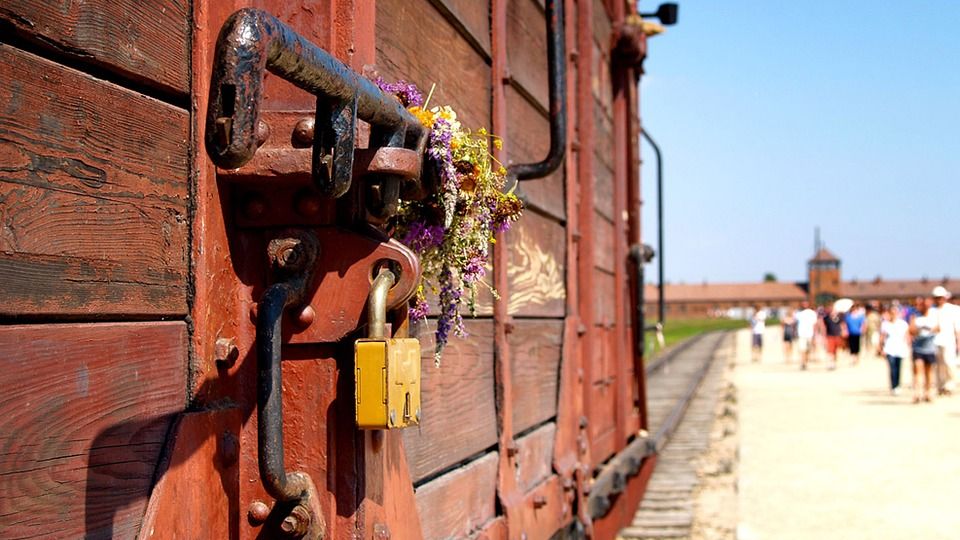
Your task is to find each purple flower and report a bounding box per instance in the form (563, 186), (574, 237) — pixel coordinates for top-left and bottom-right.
(375, 78), (424, 107)
(403, 221), (445, 252)
(463, 256), (486, 283)
(408, 297), (430, 322)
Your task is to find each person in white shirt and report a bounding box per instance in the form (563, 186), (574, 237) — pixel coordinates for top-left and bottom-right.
(880, 305), (909, 395)
(930, 286), (960, 395)
(795, 301), (819, 370)
(751, 307), (767, 362)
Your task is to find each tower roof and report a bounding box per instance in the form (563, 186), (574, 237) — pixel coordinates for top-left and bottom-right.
(809, 247), (840, 263)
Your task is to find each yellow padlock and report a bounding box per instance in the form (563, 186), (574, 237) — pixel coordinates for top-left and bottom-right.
(355, 268), (421, 429)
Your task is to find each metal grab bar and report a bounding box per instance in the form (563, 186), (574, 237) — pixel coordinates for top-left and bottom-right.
(507, 0), (567, 183)
(256, 234), (318, 502)
(257, 282), (309, 502)
(206, 8), (427, 197)
(641, 127), (665, 327)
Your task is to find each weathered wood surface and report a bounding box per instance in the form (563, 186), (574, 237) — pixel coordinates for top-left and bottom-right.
(514, 422), (556, 493)
(414, 451), (499, 540)
(509, 320), (563, 434)
(594, 215), (616, 273)
(0, 322), (187, 539)
(137, 408), (242, 540)
(506, 86), (566, 220)
(0, 0), (190, 95)
(593, 109), (616, 221)
(376, 0), (491, 130)
(404, 320), (497, 483)
(431, 0), (491, 57)
(0, 46), (189, 317)
(507, 210), (566, 317)
(507, 0), (548, 109)
(593, 268), (616, 326)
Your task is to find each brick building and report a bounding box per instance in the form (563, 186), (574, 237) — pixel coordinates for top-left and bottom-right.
(644, 249), (958, 320)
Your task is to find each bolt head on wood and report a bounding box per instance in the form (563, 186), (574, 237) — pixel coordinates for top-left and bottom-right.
(247, 500), (271, 525)
(292, 117), (315, 147)
(214, 337), (239, 368)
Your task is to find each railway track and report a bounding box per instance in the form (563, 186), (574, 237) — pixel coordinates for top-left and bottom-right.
(618, 330), (733, 539)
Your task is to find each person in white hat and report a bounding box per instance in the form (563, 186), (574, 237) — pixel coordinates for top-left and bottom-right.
(930, 286), (960, 395)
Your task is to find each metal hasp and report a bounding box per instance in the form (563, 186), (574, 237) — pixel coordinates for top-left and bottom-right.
(205, 8), (427, 198)
(641, 127), (665, 328)
(256, 233), (319, 502)
(507, 0), (567, 183)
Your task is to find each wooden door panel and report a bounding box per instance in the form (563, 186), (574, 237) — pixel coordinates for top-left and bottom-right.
(0, 46), (189, 317)
(0, 0), (190, 95)
(507, 211), (566, 317)
(504, 86), (566, 220)
(414, 451), (498, 540)
(404, 320), (497, 483)
(509, 319), (563, 434)
(376, 0), (491, 130)
(0, 322), (187, 539)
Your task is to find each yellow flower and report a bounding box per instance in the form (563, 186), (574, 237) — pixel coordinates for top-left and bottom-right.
(493, 139), (503, 150)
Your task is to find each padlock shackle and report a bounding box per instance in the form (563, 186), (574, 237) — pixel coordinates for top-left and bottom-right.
(368, 268), (396, 339)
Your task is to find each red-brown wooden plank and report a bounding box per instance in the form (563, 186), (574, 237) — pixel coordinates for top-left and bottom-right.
(404, 320), (497, 482)
(432, 0), (491, 57)
(505, 86), (566, 220)
(594, 215), (616, 273)
(0, 322), (187, 539)
(593, 269), (616, 326)
(0, 1), (190, 95)
(507, 210), (566, 317)
(509, 320), (563, 434)
(0, 46), (189, 317)
(376, 0), (491, 130)
(414, 451), (499, 540)
(507, 0), (549, 108)
(514, 422), (556, 493)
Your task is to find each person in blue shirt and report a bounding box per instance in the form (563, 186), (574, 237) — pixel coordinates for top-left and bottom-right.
(845, 304), (866, 364)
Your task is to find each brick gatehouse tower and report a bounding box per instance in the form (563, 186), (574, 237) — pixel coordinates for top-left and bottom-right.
(808, 247), (841, 305)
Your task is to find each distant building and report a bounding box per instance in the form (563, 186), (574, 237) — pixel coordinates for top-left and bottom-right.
(644, 248), (958, 319)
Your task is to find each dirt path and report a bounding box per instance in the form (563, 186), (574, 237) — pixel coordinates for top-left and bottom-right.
(731, 327), (960, 539)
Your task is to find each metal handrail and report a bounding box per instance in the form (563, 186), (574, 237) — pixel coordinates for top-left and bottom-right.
(507, 0), (567, 183)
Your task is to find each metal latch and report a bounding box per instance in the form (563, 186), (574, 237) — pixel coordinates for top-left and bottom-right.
(355, 267), (421, 430)
(205, 8), (428, 216)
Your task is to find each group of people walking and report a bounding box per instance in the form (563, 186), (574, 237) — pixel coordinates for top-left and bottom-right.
(756, 286), (960, 403)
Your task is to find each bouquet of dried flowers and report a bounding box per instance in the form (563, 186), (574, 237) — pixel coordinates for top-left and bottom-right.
(377, 78), (523, 365)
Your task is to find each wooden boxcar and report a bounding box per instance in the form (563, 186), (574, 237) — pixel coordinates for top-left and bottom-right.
(0, 0), (658, 537)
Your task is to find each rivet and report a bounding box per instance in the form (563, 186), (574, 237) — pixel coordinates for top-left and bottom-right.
(256, 120), (270, 147)
(215, 337), (239, 368)
(292, 117), (315, 147)
(295, 192), (323, 217)
(296, 305), (315, 328)
(533, 495), (548, 509)
(243, 195), (266, 220)
(506, 441), (519, 457)
(504, 322), (515, 334)
(248, 500), (270, 525)
(579, 416), (589, 428)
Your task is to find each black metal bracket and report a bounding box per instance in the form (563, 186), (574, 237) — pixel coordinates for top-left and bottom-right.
(507, 0), (567, 185)
(206, 8), (427, 198)
(256, 233), (319, 502)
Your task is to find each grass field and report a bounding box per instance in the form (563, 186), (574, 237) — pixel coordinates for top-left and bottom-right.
(646, 318), (750, 355)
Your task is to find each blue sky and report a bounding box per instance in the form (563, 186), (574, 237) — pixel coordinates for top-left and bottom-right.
(639, 1), (960, 284)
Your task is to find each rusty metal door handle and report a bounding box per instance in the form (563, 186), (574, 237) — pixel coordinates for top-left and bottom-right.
(256, 234), (318, 502)
(206, 8), (427, 198)
(507, 0), (567, 184)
